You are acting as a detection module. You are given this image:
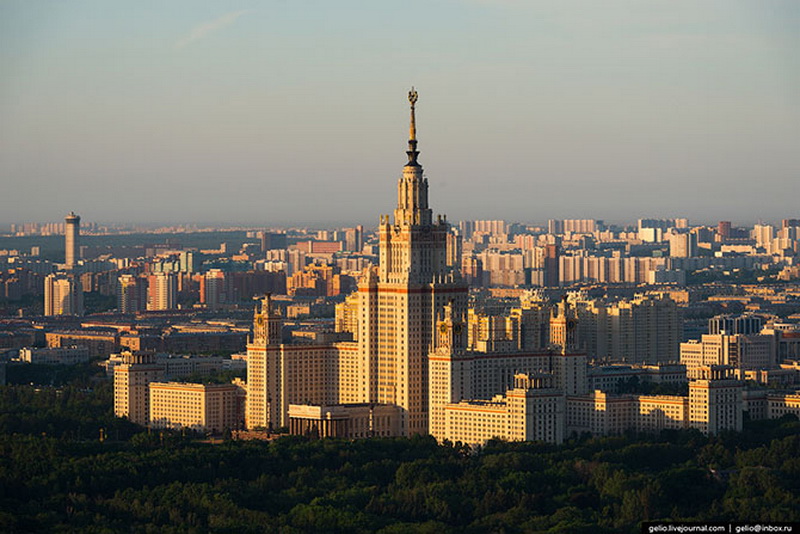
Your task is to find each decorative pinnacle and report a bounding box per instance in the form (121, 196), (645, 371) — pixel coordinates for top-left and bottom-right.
(408, 87), (418, 141)
(406, 87), (420, 167)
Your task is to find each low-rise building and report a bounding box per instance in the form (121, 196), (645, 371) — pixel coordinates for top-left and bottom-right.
(287, 403), (401, 439)
(17, 345), (90, 365)
(588, 363), (687, 393)
(442, 373), (566, 447)
(767, 392), (800, 419)
(149, 381), (245, 433)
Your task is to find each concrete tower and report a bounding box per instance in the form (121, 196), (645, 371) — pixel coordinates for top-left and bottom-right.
(65, 212), (80, 269)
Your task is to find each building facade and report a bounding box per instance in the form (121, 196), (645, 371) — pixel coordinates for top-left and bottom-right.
(149, 381), (245, 433)
(44, 273), (83, 316)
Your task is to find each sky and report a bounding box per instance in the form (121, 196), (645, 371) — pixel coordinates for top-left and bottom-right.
(1, 0), (798, 227)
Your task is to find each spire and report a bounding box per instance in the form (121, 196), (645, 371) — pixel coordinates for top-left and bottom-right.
(406, 87), (420, 167)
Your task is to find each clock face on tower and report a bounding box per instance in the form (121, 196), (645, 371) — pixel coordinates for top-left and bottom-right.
(257, 316), (265, 326)
(454, 323), (463, 335)
(439, 323), (448, 335)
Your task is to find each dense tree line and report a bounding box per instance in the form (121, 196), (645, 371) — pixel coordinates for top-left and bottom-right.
(5, 360), (106, 388)
(0, 418), (797, 532)
(1, 367), (798, 532)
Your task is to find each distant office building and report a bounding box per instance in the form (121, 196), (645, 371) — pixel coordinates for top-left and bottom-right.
(295, 240), (342, 254)
(147, 272), (177, 311)
(547, 219), (563, 235)
(44, 272), (83, 316)
(46, 330), (118, 357)
(637, 218), (687, 242)
(446, 228), (462, 269)
(64, 212), (80, 269)
(179, 251), (202, 273)
(648, 267), (686, 285)
(104, 351), (246, 379)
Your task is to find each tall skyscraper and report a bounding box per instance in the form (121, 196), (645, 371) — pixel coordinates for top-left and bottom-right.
(65, 212), (80, 269)
(245, 90), (468, 436)
(367, 88), (468, 435)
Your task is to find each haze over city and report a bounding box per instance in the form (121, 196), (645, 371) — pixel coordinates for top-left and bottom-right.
(1, 1), (798, 226)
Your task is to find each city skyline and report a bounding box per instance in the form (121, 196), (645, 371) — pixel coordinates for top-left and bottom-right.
(1, 1), (798, 225)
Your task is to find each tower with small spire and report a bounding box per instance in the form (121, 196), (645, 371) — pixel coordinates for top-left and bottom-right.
(252, 294), (283, 346)
(363, 89), (468, 435)
(246, 294), (284, 429)
(550, 295), (579, 353)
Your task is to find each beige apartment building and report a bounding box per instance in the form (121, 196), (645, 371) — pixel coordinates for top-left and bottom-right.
(681, 334), (776, 371)
(564, 368), (742, 438)
(114, 352), (165, 426)
(113, 352), (245, 433)
(767, 392), (800, 419)
(149, 381), (244, 433)
(44, 272), (83, 316)
(688, 366), (744, 434)
(442, 374), (566, 447)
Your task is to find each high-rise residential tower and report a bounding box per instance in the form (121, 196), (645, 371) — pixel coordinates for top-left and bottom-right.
(65, 212), (80, 269)
(147, 272), (177, 311)
(44, 272), (84, 316)
(118, 274), (147, 313)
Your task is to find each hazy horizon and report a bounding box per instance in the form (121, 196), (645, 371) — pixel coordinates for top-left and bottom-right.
(2, 1), (798, 226)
